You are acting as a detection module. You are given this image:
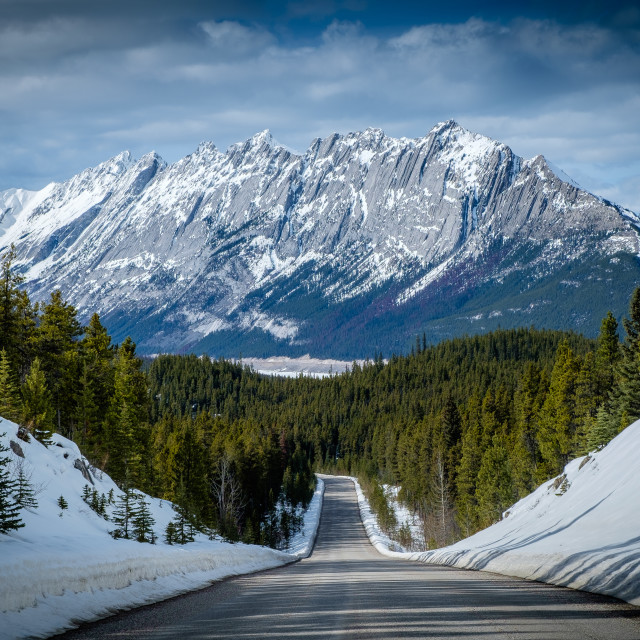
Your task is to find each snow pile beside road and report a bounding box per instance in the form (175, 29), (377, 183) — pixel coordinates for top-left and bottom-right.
(354, 419), (640, 607)
(0, 418), (296, 640)
(284, 477), (324, 558)
(349, 476), (407, 556)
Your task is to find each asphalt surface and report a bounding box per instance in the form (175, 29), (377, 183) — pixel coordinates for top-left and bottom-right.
(57, 476), (640, 639)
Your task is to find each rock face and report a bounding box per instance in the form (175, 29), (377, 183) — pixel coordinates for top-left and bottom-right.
(1, 121), (639, 358)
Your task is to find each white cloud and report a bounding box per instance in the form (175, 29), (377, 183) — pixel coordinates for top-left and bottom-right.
(199, 20), (276, 57)
(1, 16), (639, 212)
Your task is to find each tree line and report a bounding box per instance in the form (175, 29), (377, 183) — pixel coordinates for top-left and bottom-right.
(145, 297), (640, 548)
(2, 242), (639, 550)
(0, 245), (314, 544)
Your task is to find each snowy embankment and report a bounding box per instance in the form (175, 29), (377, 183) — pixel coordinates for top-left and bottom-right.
(0, 418), (323, 640)
(349, 477), (408, 556)
(284, 477), (324, 558)
(351, 419), (640, 607)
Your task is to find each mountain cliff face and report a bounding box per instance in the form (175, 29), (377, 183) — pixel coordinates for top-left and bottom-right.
(1, 121), (639, 358)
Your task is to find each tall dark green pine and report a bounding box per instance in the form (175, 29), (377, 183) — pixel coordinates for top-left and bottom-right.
(476, 434), (516, 528)
(0, 348), (20, 422)
(77, 313), (115, 451)
(75, 359), (99, 447)
(0, 436), (24, 533)
(0, 246), (24, 362)
(104, 337), (149, 486)
(510, 363), (544, 497)
(132, 495), (156, 543)
(455, 415), (482, 537)
(36, 290), (83, 439)
(14, 465), (38, 509)
(604, 288), (640, 434)
(595, 311), (621, 401)
(110, 488), (137, 539)
(21, 357), (54, 445)
(537, 341), (580, 476)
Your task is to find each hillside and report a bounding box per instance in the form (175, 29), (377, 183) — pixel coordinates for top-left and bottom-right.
(2, 122), (639, 358)
(0, 418), (322, 640)
(356, 419), (640, 607)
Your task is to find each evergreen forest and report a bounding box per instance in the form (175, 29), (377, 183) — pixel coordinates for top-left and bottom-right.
(1, 244), (639, 549)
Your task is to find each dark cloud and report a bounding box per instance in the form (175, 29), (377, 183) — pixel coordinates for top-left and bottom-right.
(0, 2), (639, 211)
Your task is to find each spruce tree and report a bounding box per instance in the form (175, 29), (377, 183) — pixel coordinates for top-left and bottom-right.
(104, 338), (149, 486)
(0, 348), (20, 421)
(0, 436), (24, 533)
(21, 358), (54, 445)
(595, 311), (621, 401)
(132, 495), (156, 543)
(110, 488), (137, 539)
(476, 434), (516, 527)
(14, 463), (38, 509)
(57, 495), (68, 516)
(35, 290), (83, 438)
(455, 417), (482, 537)
(604, 288), (640, 433)
(164, 521), (178, 544)
(537, 342), (580, 476)
(0, 245), (30, 370)
(77, 313), (115, 451)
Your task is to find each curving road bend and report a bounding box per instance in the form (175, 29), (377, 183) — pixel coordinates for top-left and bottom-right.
(58, 476), (640, 639)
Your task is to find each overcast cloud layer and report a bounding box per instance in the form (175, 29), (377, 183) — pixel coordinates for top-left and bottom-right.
(1, 1), (639, 212)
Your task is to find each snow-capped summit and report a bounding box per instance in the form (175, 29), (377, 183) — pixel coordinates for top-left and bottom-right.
(1, 124), (638, 357)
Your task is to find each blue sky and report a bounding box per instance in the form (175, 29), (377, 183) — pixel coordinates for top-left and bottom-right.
(1, 0), (639, 211)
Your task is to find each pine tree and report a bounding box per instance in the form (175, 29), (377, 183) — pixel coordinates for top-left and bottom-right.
(164, 521), (178, 544)
(104, 338), (149, 486)
(0, 436), (24, 533)
(170, 479), (196, 544)
(21, 357), (54, 445)
(537, 342), (581, 476)
(587, 405), (619, 451)
(110, 488), (137, 539)
(14, 463), (38, 509)
(0, 348), (20, 421)
(77, 313), (115, 451)
(0, 246), (29, 370)
(603, 289), (640, 434)
(132, 495), (156, 543)
(595, 311), (621, 401)
(476, 434), (516, 527)
(57, 495), (68, 516)
(455, 417), (482, 537)
(35, 290), (83, 438)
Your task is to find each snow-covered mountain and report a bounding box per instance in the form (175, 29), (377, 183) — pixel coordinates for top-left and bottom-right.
(2, 122), (639, 357)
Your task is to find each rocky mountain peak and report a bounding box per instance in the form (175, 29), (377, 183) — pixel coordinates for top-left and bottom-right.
(1, 123), (638, 358)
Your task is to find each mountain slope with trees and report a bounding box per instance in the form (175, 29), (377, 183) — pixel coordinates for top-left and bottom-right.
(2, 242), (638, 549)
(2, 123), (639, 358)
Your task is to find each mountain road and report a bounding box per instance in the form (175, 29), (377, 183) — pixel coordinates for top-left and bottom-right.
(57, 476), (640, 639)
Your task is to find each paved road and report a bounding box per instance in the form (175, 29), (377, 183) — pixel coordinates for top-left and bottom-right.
(59, 476), (640, 639)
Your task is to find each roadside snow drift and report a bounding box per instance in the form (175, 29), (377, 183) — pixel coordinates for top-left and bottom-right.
(353, 419), (640, 607)
(0, 418), (302, 640)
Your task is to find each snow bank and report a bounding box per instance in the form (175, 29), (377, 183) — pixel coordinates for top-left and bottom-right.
(348, 476), (407, 557)
(283, 477), (324, 558)
(351, 420), (640, 607)
(0, 418), (298, 640)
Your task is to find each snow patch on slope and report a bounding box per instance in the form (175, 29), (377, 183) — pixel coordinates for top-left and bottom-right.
(0, 418), (297, 639)
(351, 419), (640, 607)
